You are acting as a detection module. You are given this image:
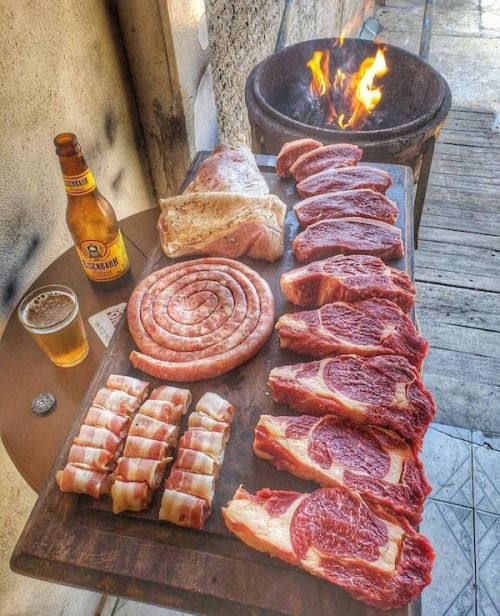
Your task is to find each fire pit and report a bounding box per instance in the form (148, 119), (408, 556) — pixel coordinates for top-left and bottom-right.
(245, 38), (452, 243)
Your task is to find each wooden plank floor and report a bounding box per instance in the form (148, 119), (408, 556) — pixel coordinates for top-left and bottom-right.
(416, 108), (500, 433)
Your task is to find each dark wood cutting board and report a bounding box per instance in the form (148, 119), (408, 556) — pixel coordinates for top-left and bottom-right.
(11, 154), (418, 616)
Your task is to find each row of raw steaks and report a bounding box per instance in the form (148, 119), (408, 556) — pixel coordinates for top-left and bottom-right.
(222, 140), (436, 611)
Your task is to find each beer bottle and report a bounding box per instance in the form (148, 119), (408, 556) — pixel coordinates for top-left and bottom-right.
(54, 133), (130, 284)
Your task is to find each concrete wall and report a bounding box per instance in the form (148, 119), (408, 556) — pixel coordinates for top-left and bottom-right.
(0, 0), (153, 332)
(205, 0), (375, 143)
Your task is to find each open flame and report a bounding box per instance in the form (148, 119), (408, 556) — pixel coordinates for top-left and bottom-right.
(306, 43), (388, 131)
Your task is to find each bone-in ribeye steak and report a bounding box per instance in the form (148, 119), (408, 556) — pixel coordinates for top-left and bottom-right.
(293, 217), (404, 262)
(294, 189), (399, 227)
(297, 166), (393, 198)
(223, 486), (434, 610)
(268, 355), (435, 448)
(290, 144), (363, 182)
(280, 254), (415, 312)
(254, 414), (431, 524)
(276, 298), (428, 367)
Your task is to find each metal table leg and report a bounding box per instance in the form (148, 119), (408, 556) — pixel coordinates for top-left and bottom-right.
(414, 136), (435, 248)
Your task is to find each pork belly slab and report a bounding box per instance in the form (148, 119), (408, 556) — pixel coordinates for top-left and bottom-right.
(254, 414), (430, 524)
(158, 192), (286, 262)
(280, 254), (416, 312)
(276, 298), (428, 368)
(268, 355), (435, 448)
(223, 486), (434, 610)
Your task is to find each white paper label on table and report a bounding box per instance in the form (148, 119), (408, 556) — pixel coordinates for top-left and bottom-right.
(88, 302), (127, 347)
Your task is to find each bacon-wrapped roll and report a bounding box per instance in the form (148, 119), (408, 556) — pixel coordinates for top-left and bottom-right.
(106, 374), (150, 402)
(138, 399), (182, 425)
(84, 406), (130, 437)
(159, 489), (210, 529)
(123, 435), (170, 460)
(178, 429), (225, 463)
(129, 415), (179, 446)
(188, 412), (230, 440)
(68, 444), (115, 471)
(196, 392), (235, 424)
(175, 448), (220, 477)
(166, 469), (215, 505)
(56, 464), (111, 498)
(114, 457), (170, 489)
(73, 425), (122, 456)
(93, 388), (140, 416)
(150, 385), (191, 412)
(111, 479), (153, 514)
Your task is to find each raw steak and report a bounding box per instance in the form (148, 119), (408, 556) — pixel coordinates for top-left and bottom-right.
(276, 298), (428, 367)
(297, 166), (392, 198)
(268, 355), (435, 447)
(184, 143), (269, 196)
(290, 144), (363, 182)
(254, 414), (431, 524)
(294, 189), (398, 227)
(275, 138), (322, 177)
(280, 254), (415, 312)
(223, 486), (434, 610)
(293, 217), (404, 262)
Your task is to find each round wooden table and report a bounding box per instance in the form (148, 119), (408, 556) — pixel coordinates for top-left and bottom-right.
(0, 207), (160, 492)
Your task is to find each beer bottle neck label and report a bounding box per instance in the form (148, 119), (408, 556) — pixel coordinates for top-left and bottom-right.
(75, 231), (129, 282)
(63, 169), (97, 196)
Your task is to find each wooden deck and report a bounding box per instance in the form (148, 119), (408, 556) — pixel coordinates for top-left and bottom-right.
(416, 108), (500, 433)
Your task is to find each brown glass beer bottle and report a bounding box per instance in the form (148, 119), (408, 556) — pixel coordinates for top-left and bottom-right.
(54, 133), (129, 284)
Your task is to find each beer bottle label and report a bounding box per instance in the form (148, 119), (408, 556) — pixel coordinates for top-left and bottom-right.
(63, 170), (97, 196)
(75, 231), (130, 282)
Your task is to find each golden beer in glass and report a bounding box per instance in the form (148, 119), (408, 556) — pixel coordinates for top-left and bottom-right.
(18, 285), (89, 367)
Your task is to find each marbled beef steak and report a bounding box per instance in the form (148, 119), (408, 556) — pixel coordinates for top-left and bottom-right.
(292, 217), (404, 262)
(254, 414), (431, 524)
(280, 254), (416, 311)
(293, 189), (399, 227)
(276, 298), (428, 368)
(223, 485), (434, 610)
(297, 166), (392, 198)
(268, 355), (435, 448)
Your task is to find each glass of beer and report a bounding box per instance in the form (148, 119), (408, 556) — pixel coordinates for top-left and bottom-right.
(18, 284), (89, 367)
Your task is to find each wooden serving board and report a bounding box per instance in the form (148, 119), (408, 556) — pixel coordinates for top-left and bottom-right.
(12, 154), (417, 616)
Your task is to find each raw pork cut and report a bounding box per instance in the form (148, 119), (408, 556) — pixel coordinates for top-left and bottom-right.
(223, 486), (434, 610)
(268, 355), (435, 447)
(280, 254), (415, 312)
(293, 217), (404, 262)
(254, 414), (430, 523)
(290, 144), (363, 182)
(184, 143), (269, 196)
(276, 138), (322, 177)
(158, 192), (286, 262)
(276, 298), (428, 367)
(294, 189), (398, 227)
(297, 166), (392, 198)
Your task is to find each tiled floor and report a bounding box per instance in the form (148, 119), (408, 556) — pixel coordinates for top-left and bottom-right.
(420, 423), (500, 615)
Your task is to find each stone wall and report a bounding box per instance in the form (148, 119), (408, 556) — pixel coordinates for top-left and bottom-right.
(0, 0), (153, 332)
(205, 0), (375, 143)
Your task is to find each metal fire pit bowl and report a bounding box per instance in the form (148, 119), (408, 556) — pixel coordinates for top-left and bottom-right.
(245, 38), (452, 243)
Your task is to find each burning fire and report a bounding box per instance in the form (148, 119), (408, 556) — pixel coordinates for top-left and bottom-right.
(306, 44), (388, 131)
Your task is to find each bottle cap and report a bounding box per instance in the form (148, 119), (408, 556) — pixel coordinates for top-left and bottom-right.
(31, 392), (56, 416)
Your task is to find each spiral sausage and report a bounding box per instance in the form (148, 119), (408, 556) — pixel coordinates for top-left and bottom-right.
(127, 258), (275, 381)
